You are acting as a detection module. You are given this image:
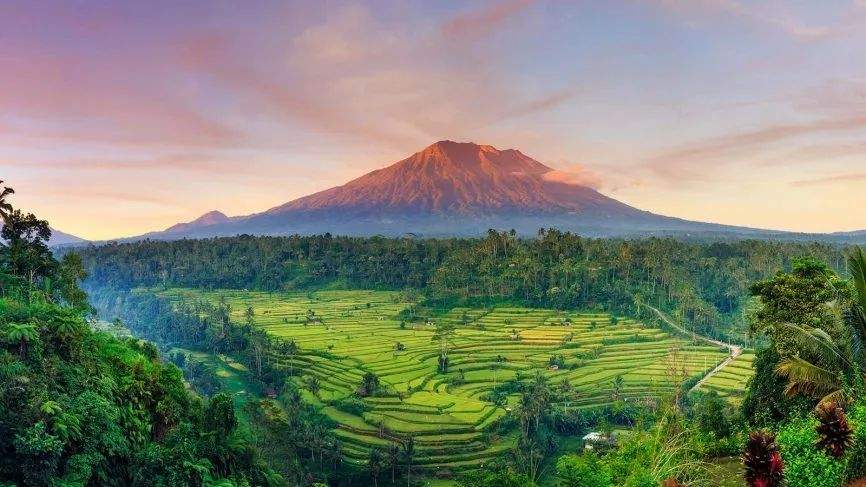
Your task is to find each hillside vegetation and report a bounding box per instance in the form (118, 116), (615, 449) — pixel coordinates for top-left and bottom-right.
(0, 183), (279, 486)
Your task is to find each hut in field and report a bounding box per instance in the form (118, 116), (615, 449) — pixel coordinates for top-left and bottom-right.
(582, 431), (618, 451)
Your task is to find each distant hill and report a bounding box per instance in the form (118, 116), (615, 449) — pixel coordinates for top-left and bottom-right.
(49, 228), (87, 247)
(0, 225), (87, 247)
(833, 230), (866, 238)
(118, 141), (866, 243)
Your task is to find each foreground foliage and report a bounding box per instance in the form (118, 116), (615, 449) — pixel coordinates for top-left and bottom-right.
(741, 249), (866, 486)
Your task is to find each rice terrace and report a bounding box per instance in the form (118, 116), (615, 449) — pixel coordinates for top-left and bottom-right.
(148, 287), (751, 472)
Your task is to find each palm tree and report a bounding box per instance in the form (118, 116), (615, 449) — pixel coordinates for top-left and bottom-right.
(774, 246), (866, 404)
(387, 443), (400, 484)
(4, 323), (38, 359)
(305, 375), (321, 397)
(849, 245), (866, 337)
(611, 375), (625, 402)
(368, 447), (384, 487)
(249, 329), (269, 377)
(400, 436), (415, 487)
(0, 180), (14, 223)
(773, 328), (850, 403)
(330, 439), (343, 472)
(361, 371), (380, 396)
(431, 322), (455, 373)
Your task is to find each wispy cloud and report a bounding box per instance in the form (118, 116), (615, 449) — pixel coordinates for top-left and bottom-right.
(791, 172), (866, 187)
(180, 3), (569, 151)
(3, 153), (228, 172)
(647, 113), (866, 178)
(0, 40), (240, 148)
(646, 0), (848, 41)
(442, 0), (537, 39)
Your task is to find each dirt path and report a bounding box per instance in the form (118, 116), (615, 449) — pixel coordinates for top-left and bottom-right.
(642, 304), (742, 393)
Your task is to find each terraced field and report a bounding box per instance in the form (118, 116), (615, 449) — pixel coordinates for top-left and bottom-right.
(696, 351), (755, 403)
(153, 288), (734, 472)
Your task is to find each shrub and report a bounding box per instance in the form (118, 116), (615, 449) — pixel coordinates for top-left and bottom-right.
(777, 417), (845, 487)
(693, 391), (734, 438)
(845, 401), (866, 480)
(623, 469), (656, 487)
(694, 430), (744, 458)
(334, 397), (370, 416)
(457, 463), (533, 487)
(555, 454), (612, 487)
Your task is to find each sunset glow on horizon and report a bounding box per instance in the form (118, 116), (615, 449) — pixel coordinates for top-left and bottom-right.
(3, 0), (866, 239)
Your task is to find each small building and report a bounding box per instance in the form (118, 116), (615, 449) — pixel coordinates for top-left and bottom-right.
(582, 431), (617, 451)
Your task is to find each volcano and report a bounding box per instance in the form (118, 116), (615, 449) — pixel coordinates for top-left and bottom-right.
(265, 141), (636, 217)
(132, 141), (784, 240)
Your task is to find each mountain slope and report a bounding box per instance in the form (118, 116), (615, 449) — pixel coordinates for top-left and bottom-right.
(49, 228), (88, 246)
(122, 141), (839, 241)
(163, 210), (230, 233)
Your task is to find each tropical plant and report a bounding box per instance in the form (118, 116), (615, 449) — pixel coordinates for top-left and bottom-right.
(432, 321), (455, 372)
(814, 401), (853, 458)
(305, 375), (321, 397)
(359, 371), (380, 397)
(387, 442), (400, 485)
(39, 400), (61, 416)
(368, 447), (384, 487)
(845, 400), (866, 480)
(0, 181), (13, 223)
(752, 255), (865, 405)
(742, 430), (783, 487)
(4, 322), (39, 358)
(773, 249), (866, 404)
(400, 436), (415, 487)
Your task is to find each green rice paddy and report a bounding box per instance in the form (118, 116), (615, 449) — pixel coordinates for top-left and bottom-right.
(153, 288), (752, 472)
(696, 351), (755, 403)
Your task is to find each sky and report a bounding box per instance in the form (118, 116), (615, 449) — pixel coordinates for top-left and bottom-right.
(2, 0), (866, 239)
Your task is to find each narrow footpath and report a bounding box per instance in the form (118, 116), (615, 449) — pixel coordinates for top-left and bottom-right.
(642, 303), (742, 393)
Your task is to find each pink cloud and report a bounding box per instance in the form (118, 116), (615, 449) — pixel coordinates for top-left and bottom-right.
(442, 0), (537, 39)
(542, 166), (603, 189)
(645, 0), (841, 41)
(0, 24), (239, 148)
(177, 4), (571, 152)
(646, 113), (866, 180)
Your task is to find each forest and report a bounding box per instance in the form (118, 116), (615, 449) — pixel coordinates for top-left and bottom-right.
(76, 230), (846, 345)
(0, 183), (280, 486)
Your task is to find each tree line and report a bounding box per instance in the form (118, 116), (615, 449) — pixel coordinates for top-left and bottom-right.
(76, 229), (846, 344)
